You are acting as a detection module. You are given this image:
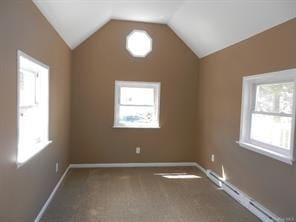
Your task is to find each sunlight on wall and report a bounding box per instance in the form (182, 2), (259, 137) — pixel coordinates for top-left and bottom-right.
(222, 165), (227, 181)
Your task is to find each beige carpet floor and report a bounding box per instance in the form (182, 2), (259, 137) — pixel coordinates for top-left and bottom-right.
(40, 167), (259, 222)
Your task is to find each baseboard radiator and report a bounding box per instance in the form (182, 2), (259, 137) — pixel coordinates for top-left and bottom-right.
(206, 170), (280, 222)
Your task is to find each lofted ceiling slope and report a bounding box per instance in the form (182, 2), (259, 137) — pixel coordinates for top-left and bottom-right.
(33, 0), (296, 58)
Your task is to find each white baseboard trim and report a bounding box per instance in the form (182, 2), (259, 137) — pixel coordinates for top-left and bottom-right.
(192, 162), (207, 174)
(194, 163), (281, 222)
(34, 165), (70, 222)
(70, 162), (197, 168)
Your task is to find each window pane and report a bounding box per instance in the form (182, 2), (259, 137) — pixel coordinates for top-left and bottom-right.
(19, 70), (37, 107)
(255, 82), (294, 114)
(19, 108), (42, 146)
(118, 106), (157, 127)
(120, 87), (154, 105)
(250, 113), (291, 149)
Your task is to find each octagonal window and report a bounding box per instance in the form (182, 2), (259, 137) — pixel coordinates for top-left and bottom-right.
(126, 30), (152, 57)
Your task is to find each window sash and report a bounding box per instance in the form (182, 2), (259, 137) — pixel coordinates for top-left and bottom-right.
(248, 92), (293, 154)
(248, 138), (291, 156)
(19, 69), (40, 109)
(118, 86), (157, 106)
(251, 81), (294, 115)
(117, 105), (158, 126)
(118, 104), (155, 107)
(248, 115), (291, 156)
(251, 110), (292, 118)
(19, 107), (43, 145)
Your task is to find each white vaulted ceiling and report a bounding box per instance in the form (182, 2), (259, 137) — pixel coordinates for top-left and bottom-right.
(33, 0), (296, 58)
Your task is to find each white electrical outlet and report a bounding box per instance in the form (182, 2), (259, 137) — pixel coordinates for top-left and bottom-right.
(56, 162), (59, 173)
(211, 154), (215, 162)
(136, 147), (141, 154)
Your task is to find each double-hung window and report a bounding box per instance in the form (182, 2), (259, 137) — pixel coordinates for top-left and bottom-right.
(114, 81), (160, 128)
(17, 51), (50, 166)
(239, 68), (296, 164)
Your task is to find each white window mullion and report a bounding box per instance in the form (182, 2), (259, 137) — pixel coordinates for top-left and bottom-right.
(252, 111), (292, 118)
(118, 104), (155, 107)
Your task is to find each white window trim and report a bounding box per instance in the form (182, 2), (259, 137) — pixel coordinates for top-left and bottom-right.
(17, 50), (52, 168)
(238, 68), (296, 165)
(113, 80), (160, 129)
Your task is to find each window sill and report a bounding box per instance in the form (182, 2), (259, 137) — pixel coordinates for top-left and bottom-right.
(237, 141), (294, 165)
(17, 140), (52, 168)
(113, 125), (160, 129)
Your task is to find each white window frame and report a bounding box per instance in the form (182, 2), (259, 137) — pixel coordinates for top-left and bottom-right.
(126, 30), (152, 58)
(114, 81), (160, 128)
(17, 50), (52, 167)
(238, 68), (296, 165)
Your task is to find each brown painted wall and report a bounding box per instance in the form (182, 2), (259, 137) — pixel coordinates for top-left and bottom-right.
(0, 1), (71, 221)
(197, 18), (296, 217)
(71, 20), (199, 163)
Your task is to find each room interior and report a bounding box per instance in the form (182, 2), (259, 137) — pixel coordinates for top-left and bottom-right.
(0, 0), (296, 221)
